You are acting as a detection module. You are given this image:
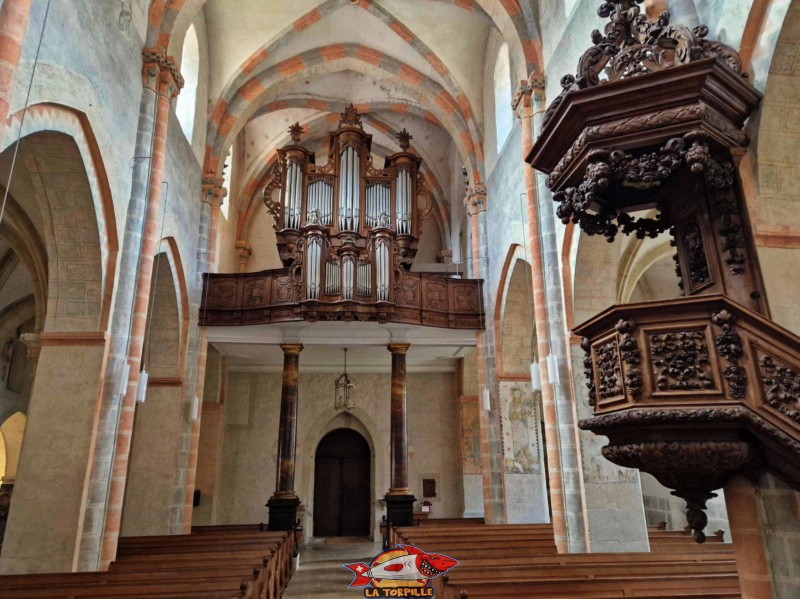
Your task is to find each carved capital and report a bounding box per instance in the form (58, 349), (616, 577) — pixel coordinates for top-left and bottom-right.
(513, 76), (545, 116)
(235, 240), (253, 267)
(202, 174), (227, 208)
(464, 186), (487, 216)
(142, 47), (184, 98)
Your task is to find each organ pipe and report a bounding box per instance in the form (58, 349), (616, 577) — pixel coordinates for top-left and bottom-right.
(306, 236), (321, 299)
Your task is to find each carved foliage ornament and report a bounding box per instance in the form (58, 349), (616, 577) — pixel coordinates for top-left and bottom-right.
(759, 354), (800, 422)
(650, 329), (714, 391)
(552, 139), (685, 242)
(616, 318), (643, 398)
(712, 309), (747, 400)
(543, 0), (744, 129)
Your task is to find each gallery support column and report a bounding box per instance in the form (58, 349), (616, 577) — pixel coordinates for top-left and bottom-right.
(385, 343), (416, 526)
(267, 343), (304, 531)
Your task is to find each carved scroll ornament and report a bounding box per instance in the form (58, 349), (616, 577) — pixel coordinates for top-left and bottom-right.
(543, 1), (744, 129)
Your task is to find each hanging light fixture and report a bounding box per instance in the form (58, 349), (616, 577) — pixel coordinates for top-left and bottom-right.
(334, 348), (355, 411)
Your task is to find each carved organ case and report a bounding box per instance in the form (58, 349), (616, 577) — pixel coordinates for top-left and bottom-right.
(265, 106), (423, 307)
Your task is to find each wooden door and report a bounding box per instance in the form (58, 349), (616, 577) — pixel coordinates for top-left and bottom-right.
(313, 428), (371, 537)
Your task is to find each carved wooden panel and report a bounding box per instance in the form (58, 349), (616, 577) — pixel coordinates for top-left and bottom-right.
(593, 337), (626, 410)
(757, 351), (800, 424)
(451, 281), (480, 313)
(648, 327), (717, 393)
(206, 278), (239, 309)
(243, 276), (270, 308)
(396, 273), (420, 307)
(422, 278), (448, 312)
(272, 273), (295, 304)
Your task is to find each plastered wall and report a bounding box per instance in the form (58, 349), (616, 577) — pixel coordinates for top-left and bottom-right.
(213, 369), (463, 539)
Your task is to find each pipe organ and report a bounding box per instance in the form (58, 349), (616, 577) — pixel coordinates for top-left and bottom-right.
(264, 105), (424, 307)
(200, 104), (483, 330)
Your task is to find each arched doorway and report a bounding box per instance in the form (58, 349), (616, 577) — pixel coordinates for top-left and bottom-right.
(313, 428), (370, 537)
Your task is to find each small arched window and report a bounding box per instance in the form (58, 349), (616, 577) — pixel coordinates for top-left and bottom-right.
(493, 42), (513, 153)
(176, 24), (199, 143)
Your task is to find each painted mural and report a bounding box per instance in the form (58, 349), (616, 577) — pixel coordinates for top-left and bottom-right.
(459, 396), (481, 475)
(500, 382), (541, 474)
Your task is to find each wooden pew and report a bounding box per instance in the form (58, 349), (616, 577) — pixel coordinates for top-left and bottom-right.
(0, 525), (294, 599)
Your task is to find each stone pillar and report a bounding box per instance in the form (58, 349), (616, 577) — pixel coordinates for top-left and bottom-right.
(0, 332), (107, 574)
(385, 343), (416, 526)
(464, 188), (506, 524)
(724, 476), (775, 599)
(514, 79), (569, 551)
(267, 343), (304, 530)
(77, 48), (182, 571)
(99, 48), (183, 569)
(0, 0), (33, 141)
(179, 176), (226, 532)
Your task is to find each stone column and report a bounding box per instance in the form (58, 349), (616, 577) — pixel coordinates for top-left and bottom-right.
(0, 0), (33, 141)
(267, 343), (304, 530)
(514, 79), (575, 552)
(179, 176), (226, 532)
(0, 332), (107, 574)
(77, 48), (183, 571)
(464, 187), (507, 524)
(384, 343), (416, 526)
(99, 48), (183, 569)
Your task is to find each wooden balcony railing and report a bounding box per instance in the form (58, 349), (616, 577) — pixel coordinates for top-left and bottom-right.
(199, 269), (484, 330)
(576, 294), (800, 540)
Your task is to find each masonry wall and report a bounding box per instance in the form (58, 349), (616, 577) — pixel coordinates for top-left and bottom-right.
(214, 370), (463, 539)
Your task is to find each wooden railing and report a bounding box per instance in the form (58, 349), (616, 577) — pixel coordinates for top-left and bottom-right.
(200, 269), (484, 330)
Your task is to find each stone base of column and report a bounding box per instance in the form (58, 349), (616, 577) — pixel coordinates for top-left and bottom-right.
(385, 493), (416, 528)
(266, 494), (301, 531)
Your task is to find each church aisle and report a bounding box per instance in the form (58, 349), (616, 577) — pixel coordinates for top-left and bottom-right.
(284, 537), (383, 598)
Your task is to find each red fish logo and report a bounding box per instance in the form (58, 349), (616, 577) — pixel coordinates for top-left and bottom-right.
(343, 544), (458, 589)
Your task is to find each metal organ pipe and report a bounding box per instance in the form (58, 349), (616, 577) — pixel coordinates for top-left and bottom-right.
(284, 160), (303, 229)
(339, 146), (360, 231)
(306, 236), (321, 299)
(342, 255), (355, 300)
(396, 169), (412, 234)
(376, 239), (390, 302)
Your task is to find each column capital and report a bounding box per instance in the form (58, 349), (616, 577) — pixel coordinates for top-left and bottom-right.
(202, 174), (227, 208)
(464, 185), (487, 216)
(235, 239), (253, 268)
(513, 76), (546, 117)
(280, 343), (304, 355)
(387, 342), (411, 355)
(142, 47), (184, 98)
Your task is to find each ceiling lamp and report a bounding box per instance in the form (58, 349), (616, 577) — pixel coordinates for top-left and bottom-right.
(334, 348), (355, 411)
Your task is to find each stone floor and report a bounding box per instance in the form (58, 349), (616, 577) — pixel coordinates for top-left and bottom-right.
(283, 537), (383, 598)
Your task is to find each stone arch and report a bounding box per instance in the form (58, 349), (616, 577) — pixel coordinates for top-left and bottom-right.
(750, 0), (800, 331)
(121, 249), (186, 537)
(299, 407), (384, 539)
(2, 104), (119, 332)
(0, 412), (25, 484)
(616, 236), (678, 304)
(495, 245), (535, 377)
(205, 45), (483, 183)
